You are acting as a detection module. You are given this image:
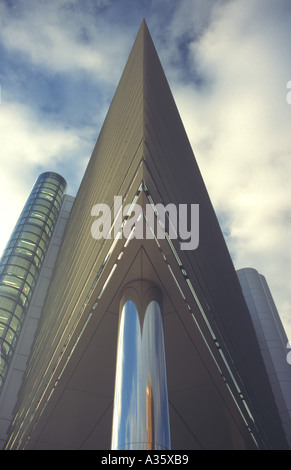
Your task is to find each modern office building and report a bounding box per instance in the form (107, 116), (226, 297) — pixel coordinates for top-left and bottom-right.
(0, 20), (289, 450)
(0, 175), (74, 447)
(237, 268), (291, 447)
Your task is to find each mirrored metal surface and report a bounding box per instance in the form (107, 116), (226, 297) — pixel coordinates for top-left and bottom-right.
(111, 299), (170, 450)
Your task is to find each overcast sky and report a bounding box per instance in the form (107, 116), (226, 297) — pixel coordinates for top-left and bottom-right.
(0, 0), (290, 338)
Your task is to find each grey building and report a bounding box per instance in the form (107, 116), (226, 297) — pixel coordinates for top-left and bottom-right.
(237, 267), (291, 447)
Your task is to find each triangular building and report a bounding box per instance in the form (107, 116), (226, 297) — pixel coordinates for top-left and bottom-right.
(0, 20), (288, 450)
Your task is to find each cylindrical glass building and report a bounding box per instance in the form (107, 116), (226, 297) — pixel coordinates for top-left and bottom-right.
(0, 172), (67, 392)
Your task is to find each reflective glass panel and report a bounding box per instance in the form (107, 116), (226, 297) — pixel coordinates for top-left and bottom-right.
(0, 171), (67, 393)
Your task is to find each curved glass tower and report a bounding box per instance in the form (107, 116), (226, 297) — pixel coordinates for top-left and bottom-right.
(0, 172), (67, 392)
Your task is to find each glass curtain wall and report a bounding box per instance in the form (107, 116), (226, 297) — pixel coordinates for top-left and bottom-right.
(0, 172), (67, 392)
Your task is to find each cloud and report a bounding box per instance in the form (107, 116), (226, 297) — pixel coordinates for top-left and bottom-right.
(0, 99), (93, 256)
(164, 0), (291, 335)
(0, 0), (128, 255)
(0, 0), (132, 84)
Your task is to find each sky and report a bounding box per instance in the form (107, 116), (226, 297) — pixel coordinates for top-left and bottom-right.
(0, 0), (290, 338)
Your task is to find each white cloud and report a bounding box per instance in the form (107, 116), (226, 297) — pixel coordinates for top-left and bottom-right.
(0, 103), (80, 163)
(167, 0), (291, 337)
(0, 0), (131, 84)
(0, 1), (127, 258)
(0, 100), (92, 256)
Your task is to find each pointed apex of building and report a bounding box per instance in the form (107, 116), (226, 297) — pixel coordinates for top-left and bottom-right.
(140, 17), (149, 30)
(133, 17), (154, 53)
